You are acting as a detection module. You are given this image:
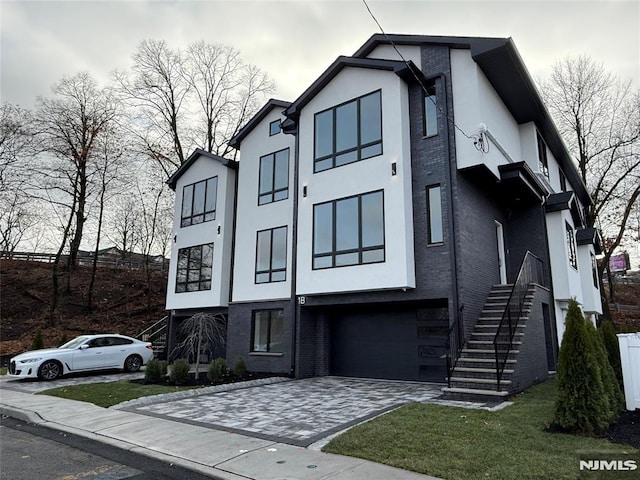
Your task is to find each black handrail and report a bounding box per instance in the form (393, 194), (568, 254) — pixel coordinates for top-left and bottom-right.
(493, 252), (544, 390)
(445, 305), (464, 387)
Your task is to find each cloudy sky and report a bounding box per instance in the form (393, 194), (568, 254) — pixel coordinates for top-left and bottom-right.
(1, 0), (638, 109)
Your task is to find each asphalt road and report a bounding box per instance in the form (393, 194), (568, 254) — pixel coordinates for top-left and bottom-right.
(0, 415), (216, 480)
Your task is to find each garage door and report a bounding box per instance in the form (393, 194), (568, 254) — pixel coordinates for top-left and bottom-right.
(329, 308), (447, 382)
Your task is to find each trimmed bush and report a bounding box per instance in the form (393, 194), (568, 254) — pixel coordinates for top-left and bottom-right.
(554, 300), (615, 434)
(32, 328), (44, 350)
(587, 320), (624, 418)
(233, 356), (246, 378)
(599, 318), (623, 389)
(207, 357), (227, 383)
(169, 358), (190, 385)
(144, 359), (168, 383)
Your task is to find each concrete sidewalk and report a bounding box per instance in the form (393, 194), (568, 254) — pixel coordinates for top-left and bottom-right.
(0, 388), (440, 480)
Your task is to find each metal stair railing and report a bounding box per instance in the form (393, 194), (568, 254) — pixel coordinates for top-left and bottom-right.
(445, 305), (464, 387)
(137, 316), (168, 356)
(493, 251), (544, 390)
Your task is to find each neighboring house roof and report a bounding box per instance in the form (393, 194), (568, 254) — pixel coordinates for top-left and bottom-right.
(166, 148), (237, 191)
(282, 56), (424, 133)
(352, 33), (591, 208)
(229, 99), (292, 149)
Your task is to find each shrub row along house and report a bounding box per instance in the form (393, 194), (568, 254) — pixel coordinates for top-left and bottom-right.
(164, 34), (602, 399)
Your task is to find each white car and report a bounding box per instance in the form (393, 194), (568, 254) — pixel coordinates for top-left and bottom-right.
(8, 334), (154, 380)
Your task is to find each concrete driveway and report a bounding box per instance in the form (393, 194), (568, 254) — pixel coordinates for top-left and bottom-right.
(0, 370), (145, 393)
(122, 377), (448, 447)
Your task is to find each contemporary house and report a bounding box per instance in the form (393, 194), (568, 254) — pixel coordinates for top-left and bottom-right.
(165, 34), (602, 398)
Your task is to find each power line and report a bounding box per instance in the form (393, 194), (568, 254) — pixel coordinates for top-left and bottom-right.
(360, 0), (484, 149)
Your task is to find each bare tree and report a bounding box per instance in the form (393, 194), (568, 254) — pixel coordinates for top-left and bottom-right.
(172, 312), (227, 378)
(35, 72), (119, 269)
(115, 39), (274, 176)
(0, 103), (34, 190)
(0, 184), (39, 254)
(540, 55), (640, 300)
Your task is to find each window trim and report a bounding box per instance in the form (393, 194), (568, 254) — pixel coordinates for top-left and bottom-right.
(255, 226), (288, 284)
(423, 80), (438, 138)
(565, 221), (577, 270)
(269, 119), (281, 136)
(313, 89), (383, 173)
(251, 309), (284, 353)
(175, 243), (214, 293)
(258, 148), (289, 206)
(426, 184), (444, 245)
(180, 176), (218, 228)
(312, 190), (385, 270)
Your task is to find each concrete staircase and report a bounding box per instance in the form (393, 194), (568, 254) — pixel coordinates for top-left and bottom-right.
(442, 284), (535, 402)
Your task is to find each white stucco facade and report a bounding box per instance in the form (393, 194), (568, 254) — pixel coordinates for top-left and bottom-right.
(295, 66), (416, 295)
(232, 106), (295, 303)
(166, 154), (236, 310)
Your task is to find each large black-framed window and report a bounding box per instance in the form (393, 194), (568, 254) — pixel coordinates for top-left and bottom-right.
(313, 190), (385, 269)
(314, 90), (382, 173)
(251, 309), (284, 353)
(181, 177), (218, 227)
(423, 80), (438, 137)
(565, 221), (577, 270)
(259, 148), (289, 205)
(175, 243), (213, 293)
(255, 226), (287, 283)
(537, 132), (549, 179)
(426, 185), (443, 244)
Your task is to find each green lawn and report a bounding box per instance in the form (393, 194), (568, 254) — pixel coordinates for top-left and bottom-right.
(323, 380), (638, 480)
(39, 381), (203, 408)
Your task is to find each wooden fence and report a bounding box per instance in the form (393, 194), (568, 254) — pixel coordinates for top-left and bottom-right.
(1, 251), (168, 271)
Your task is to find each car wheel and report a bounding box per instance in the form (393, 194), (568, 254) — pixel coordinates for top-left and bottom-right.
(124, 355), (142, 372)
(38, 360), (62, 380)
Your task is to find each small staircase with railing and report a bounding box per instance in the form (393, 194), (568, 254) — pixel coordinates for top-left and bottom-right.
(443, 252), (546, 402)
(137, 316), (168, 360)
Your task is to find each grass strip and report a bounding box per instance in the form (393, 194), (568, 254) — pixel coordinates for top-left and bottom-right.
(323, 379), (638, 480)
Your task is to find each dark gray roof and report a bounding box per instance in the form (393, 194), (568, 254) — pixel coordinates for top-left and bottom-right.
(229, 99), (291, 149)
(576, 227), (602, 254)
(166, 149), (237, 191)
(282, 56), (424, 133)
(352, 33), (591, 207)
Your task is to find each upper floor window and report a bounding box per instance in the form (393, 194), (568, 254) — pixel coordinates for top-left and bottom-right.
(313, 190), (385, 269)
(176, 243), (213, 293)
(259, 149), (289, 205)
(314, 90), (382, 173)
(269, 119), (281, 136)
(181, 177), (218, 227)
(537, 132), (549, 179)
(591, 252), (598, 288)
(565, 221), (577, 270)
(423, 80), (438, 137)
(256, 226), (287, 283)
(427, 185), (443, 244)
(559, 169), (567, 192)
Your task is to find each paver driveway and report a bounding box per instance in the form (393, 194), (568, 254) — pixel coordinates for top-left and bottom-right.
(124, 377), (445, 446)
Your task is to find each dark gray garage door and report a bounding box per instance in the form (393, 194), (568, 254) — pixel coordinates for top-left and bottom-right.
(329, 308), (447, 383)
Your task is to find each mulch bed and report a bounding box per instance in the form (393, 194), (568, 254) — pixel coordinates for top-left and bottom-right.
(130, 371), (278, 388)
(606, 409), (640, 448)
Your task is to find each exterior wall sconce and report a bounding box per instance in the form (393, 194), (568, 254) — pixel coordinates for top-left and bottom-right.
(217, 225), (221, 235)
(303, 185), (308, 197)
(391, 162), (397, 176)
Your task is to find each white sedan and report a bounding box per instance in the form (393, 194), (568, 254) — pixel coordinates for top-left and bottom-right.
(8, 334), (154, 380)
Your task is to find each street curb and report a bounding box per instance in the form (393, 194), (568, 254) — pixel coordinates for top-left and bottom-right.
(0, 405), (45, 425)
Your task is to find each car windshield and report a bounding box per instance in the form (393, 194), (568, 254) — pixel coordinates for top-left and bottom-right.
(58, 336), (91, 349)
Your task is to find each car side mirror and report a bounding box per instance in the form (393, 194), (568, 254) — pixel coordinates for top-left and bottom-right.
(79, 344), (89, 350)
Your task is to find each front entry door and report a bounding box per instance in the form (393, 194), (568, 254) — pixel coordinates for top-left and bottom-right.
(495, 221), (507, 284)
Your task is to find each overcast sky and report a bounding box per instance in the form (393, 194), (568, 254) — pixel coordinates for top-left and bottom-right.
(1, 0), (639, 109)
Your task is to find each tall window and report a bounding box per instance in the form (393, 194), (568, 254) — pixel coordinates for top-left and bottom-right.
(259, 149), (289, 205)
(255, 226), (287, 283)
(423, 80), (438, 137)
(252, 310), (284, 353)
(426, 185), (443, 244)
(314, 90), (382, 173)
(591, 252), (598, 288)
(181, 177), (218, 227)
(559, 169), (567, 192)
(537, 132), (549, 178)
(565, 222), (577, 269)
(313, 190), (385, 269)
(175, 243), (213, 292)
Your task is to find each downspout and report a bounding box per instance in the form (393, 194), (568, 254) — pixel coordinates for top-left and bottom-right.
(287, 124), (300, 378)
